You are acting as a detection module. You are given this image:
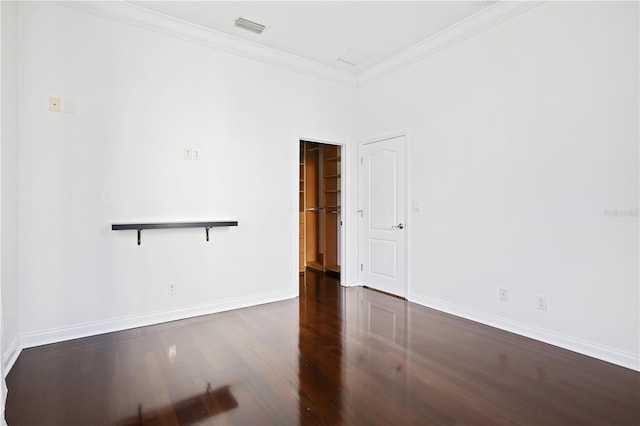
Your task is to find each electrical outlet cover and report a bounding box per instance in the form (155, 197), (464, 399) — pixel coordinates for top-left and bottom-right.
(536, 295), (547, 310)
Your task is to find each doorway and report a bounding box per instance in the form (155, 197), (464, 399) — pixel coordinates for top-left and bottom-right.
(358, 135), (407, 298)
(299, 140), (342, 276)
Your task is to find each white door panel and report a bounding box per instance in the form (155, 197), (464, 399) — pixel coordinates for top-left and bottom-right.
(359, 136), (406, 297)
(370, 238), (397, 279)
(370, 150), (397, 230)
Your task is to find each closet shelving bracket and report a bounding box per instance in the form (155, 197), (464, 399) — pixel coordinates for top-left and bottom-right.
(111, 221), (238, 245)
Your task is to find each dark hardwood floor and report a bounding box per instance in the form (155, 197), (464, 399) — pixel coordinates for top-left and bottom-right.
(6, 270), (640, 425)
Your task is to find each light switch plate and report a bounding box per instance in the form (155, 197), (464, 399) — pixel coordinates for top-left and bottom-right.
(49, 97), (61, 112)
(63, 99), (76, 114)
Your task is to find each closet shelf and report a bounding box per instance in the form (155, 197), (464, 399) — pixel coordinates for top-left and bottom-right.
(325, 265), (341, 273)
(112, 221), (238, 245)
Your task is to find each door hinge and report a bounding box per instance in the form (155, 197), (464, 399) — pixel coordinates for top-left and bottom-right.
(360, 263), (363, 271)
(360, 157), (363, 165)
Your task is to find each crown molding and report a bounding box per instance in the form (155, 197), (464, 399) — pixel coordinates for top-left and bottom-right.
(357, 1), (546, 87)
(57, 1), (359, 88)
(56, 1), (544, 89)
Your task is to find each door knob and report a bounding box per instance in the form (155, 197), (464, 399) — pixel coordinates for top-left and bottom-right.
(392, 223), (404, 229)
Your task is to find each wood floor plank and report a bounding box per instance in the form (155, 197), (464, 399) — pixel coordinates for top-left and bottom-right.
(5, 270), (640, 425)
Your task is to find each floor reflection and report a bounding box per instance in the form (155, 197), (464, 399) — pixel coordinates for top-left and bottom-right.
(344, 282), (411, 421)
(116, 383), (237, 426)
(298, 269), (343, 425)
(297, 270), (412, 424)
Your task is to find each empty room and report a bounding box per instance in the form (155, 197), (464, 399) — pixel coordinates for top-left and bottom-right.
(0, 1), (638, 425)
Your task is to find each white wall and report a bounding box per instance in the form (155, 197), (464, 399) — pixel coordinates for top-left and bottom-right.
(356, 1), (639, 369)
(1, 0), (20, 382)
(10, 0), (639, 372)
(17, 2), (355, 344)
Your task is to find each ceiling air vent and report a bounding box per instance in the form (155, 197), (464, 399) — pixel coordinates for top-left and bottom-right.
(235, 17), (266, 34)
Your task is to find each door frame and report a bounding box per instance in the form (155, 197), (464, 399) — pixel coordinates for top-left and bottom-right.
(295, 135), (348, 289)
(358, 131), (409, 298)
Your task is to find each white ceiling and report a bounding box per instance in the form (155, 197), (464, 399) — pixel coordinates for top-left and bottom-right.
(129, 1), (494, 73)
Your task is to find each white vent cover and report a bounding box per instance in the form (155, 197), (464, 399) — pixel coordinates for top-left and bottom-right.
(235, 17), (266, 34)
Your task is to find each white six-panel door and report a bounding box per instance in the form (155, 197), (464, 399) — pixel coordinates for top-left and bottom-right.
(359, 136), (406, 297)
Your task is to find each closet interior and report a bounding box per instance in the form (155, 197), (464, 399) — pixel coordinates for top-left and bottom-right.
(299, 141), (341, 274)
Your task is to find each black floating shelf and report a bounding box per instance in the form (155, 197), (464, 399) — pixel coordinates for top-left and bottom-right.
(112, 221), (238, 245)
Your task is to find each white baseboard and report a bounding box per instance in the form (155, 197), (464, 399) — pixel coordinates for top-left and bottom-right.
(2, 337), (21, 375)
(18, 288), (297, 351)
(8, 288), (638, 375)
(409, 292), (639, 372)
